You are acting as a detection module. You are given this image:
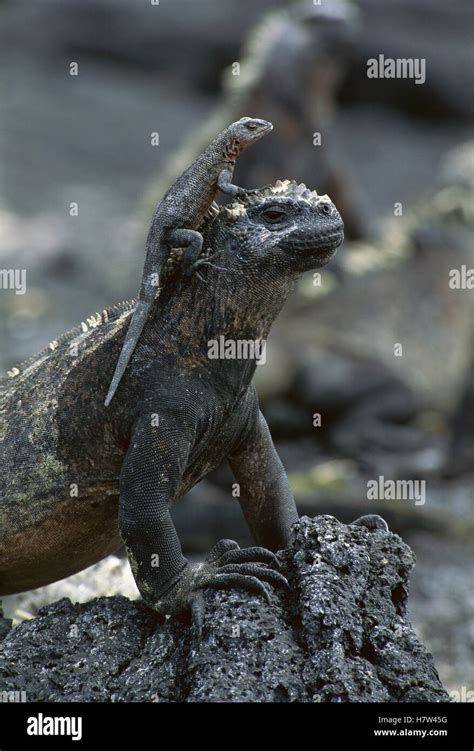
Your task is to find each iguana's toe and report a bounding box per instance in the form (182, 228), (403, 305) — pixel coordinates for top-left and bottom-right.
(351, 514), (389, 531)
(218, 545), (280, 568)
(218, 563), (289, 589)
(157, 540), (287, 637)
(206, 538), (240, 562)
(199, 572), (272, 603)
(198, 540), (289, 600)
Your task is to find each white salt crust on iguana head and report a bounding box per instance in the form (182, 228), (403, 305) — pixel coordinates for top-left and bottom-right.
(225, 180), (332, 220)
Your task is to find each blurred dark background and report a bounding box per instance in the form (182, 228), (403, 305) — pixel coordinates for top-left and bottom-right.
(1, 0), (473, 695)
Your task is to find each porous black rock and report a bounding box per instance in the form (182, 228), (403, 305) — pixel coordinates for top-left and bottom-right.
(0, 604), (12, 642)
(0, 516), (448, 702)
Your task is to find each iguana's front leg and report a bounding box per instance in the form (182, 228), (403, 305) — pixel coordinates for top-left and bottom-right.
(118, 413), (190, 609)
(119, 411), (287, 630)
(228, 409), (299, 551)
(228, 405), (389, 547)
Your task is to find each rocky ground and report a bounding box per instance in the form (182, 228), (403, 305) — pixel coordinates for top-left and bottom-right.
(0, 517), (448, 702)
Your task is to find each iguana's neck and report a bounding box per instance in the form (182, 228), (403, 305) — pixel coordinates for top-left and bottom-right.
(148, 263), (293, 393)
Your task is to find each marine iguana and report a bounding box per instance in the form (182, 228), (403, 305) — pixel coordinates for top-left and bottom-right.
(104, 116), (273, 407)
(0, 179), (366, 628)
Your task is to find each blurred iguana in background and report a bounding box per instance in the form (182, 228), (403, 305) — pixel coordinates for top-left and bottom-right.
(258, 141), (474, 476)
(142, 0), (372, 242)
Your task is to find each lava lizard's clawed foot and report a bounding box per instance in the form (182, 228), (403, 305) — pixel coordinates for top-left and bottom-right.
(238, 184), (273, 197)
(185, 257), (227, 280)
(154, 539), (288, 637)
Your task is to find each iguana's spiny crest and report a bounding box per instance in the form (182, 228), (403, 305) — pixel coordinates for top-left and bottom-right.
(224, 179), (332, 218)
(196, 179), (344, 283)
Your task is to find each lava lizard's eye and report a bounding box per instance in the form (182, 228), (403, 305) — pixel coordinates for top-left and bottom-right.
(246, 122), (257, 130)
(262, 209), (286, 222)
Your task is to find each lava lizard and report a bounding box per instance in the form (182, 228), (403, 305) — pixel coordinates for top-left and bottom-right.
(104, 116), (273, 407)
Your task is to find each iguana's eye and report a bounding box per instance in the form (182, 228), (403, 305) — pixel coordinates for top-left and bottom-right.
(262, 209), (286, 222)
(319, 203), (332, 215)
(246, 122), (258, 130)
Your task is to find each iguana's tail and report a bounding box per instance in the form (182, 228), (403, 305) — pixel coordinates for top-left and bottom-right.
(104, 299), (151, 406)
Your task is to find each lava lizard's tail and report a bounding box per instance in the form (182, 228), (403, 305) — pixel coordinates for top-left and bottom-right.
(104, 298), (151, 406)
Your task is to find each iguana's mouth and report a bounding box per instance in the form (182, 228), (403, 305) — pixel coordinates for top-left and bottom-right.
(293, 230), (344, 255)
(292, 231), (343, 268)
(314, 245), (340, 264)
(321, 233), (343, 248)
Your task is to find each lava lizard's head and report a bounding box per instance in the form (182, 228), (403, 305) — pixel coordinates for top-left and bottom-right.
(206, 180), (344, 277)
(223, 117), (273, 159)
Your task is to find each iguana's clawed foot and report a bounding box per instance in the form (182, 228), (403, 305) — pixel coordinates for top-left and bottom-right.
(155, 539), (288, 638)
(351, 514), (389, 532)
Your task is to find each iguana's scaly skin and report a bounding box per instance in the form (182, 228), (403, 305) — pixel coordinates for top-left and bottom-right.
(105, 116), (273, 407)
(0, 180), (344, 625)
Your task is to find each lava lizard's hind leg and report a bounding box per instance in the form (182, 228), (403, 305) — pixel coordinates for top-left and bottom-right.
(173, 227), (227, 280)
(227, 395), (299, 552)
(178, 166), (272, 278)
(167, 227), (203, 279)
(119, 406), (286, 635)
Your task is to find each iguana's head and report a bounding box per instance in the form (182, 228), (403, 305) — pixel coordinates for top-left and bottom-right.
(221, 117), (273, 158)
(205, 179), (344, 275)
(157, 180), (344, 362)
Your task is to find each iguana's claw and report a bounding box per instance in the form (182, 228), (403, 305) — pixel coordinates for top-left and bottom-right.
(190, 590), (206, 639)
(351, 514), (389, 531)
(200, 573), (272, 602)
(200, 539), (285, 593)
(218, 563), (289, 588)
(218, 545), (280, 568)
(206, 538), (240, 558)
(155, 539), (287, 637)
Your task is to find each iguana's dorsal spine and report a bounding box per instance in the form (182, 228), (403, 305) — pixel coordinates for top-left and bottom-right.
(1, 299), (136, 388)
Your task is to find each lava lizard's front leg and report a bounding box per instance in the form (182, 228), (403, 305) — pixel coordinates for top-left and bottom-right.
(216, 166), (270, 199)
(119, 407), (287, 632)
(180, 166), (271, 277)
